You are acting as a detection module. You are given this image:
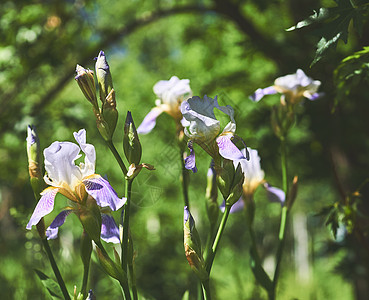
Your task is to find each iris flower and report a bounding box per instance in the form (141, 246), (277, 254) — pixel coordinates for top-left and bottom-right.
(137, 76), (192, 134)
(180, 95), (246, 172)
(26, 129), (125, 243)
(250, 69), (322, 103)
(221, 147), (285, 213)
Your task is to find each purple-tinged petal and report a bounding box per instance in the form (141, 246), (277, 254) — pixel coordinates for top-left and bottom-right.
(26, 187), (59, 230)
(137, 108), (163, 134)
(184, 141), (197, 173)
(46, 209), (72, 240)
(264, 183), (285, 206)
(83, 175), (126, 211)
(216, 135), (246, 161)
(101, 214), (120, 244)
(220, 198), (245, 213)
(305, 92), (324, 101)
(249, 86), (277, 102)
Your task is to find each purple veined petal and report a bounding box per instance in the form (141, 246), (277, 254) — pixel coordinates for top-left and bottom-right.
(216, 135), (246, 161)
(137, 108), (163, 134)
(219, 197), (245, 213)
(26, 187), (59, 230)
(264, 183), (285, 206)
(46, 209), (72, 240)
(184, 141), (197, 173)
(83, 175), (127, 211)
(101, 214), (120, 244)
(249, 86), (278, 102)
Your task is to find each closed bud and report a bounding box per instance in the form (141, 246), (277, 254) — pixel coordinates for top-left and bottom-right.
(101, 89), (118, 138)
(224, 163), (244, 207)
(123, 111), (142, 165)
(183, 206), (208, 281)
(78, 197), (102, 243)
(75, 65), (98, 109)
(96, 115), (112, 142)
(216, 159), (234, 199)
(95, 50), (113, 103)
(27, 125), (42, 181)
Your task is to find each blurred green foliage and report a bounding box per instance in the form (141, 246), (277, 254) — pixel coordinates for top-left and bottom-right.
(1, 0), (369, 299)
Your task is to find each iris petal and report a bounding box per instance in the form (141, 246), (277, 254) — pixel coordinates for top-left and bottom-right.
(220, 198), (245, 213)
(46, 209), (72, 240)
(184, 141), (197, 173)
(73, 129), (96, 176)
(137, 108), (163, 134)
(83, 175), (126, 211)
(26, 187), (59, 229)
(101, 214), (120, 244)
(216, 135), (246, 161)
(264, 183), (285, 206)
(250, 86), (278, 102)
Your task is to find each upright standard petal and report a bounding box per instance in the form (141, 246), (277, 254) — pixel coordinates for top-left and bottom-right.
(137, 108), (163, 135)
(184, 141), (197, 173)
(83, 175), (126, 211)
(101, 214), (120, 244)
(27, 187), (59, 229)
(154, 76), (192, 106)
(46, 209), (72, 240)
(181, 96), (221, 143)
(216, 135), (246, 161)
(44, 141), (82, 189)
(73, 129), (96, 177)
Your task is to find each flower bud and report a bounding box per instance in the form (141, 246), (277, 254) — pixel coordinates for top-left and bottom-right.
(123, 111), (142, 165)
(95, 50), (113, 103)
(78, 197), (102, 243)
(183, 206), (208, 281)
(96, 114), (112, 142)
(225, 163), (244, 206)
(101, 89), (118, 139)
(75, 65), (98, 109)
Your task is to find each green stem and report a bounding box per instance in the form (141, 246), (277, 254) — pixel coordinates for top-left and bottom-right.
(128, 264), (138, 300)
(106, 140), (128, 176)
(179, 148), (190, 208)
(201, 279), (211, 300)
(122, 180), (133, 273)
(80, 231), (92, 299)
(271, 136), (289, 296)
(205, 204), (231, 274)
(95, 241), (131, 300)
(41, 239), (70, 300)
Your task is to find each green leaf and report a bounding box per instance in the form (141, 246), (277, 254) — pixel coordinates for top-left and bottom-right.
(249, 248), (273, 292)
(34, 269), (64, 299)
(287, 0), (369, 65)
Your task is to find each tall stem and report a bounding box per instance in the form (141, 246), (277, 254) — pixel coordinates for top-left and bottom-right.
(201, 279), (212, 300)
(80, 231), (92, 299)
(122, 179), (133, 273)
(272, 137), (289, 296)
(41, 238), (70, 300)
(205, 204), (231, 274)
(106, 140), (128, 176)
